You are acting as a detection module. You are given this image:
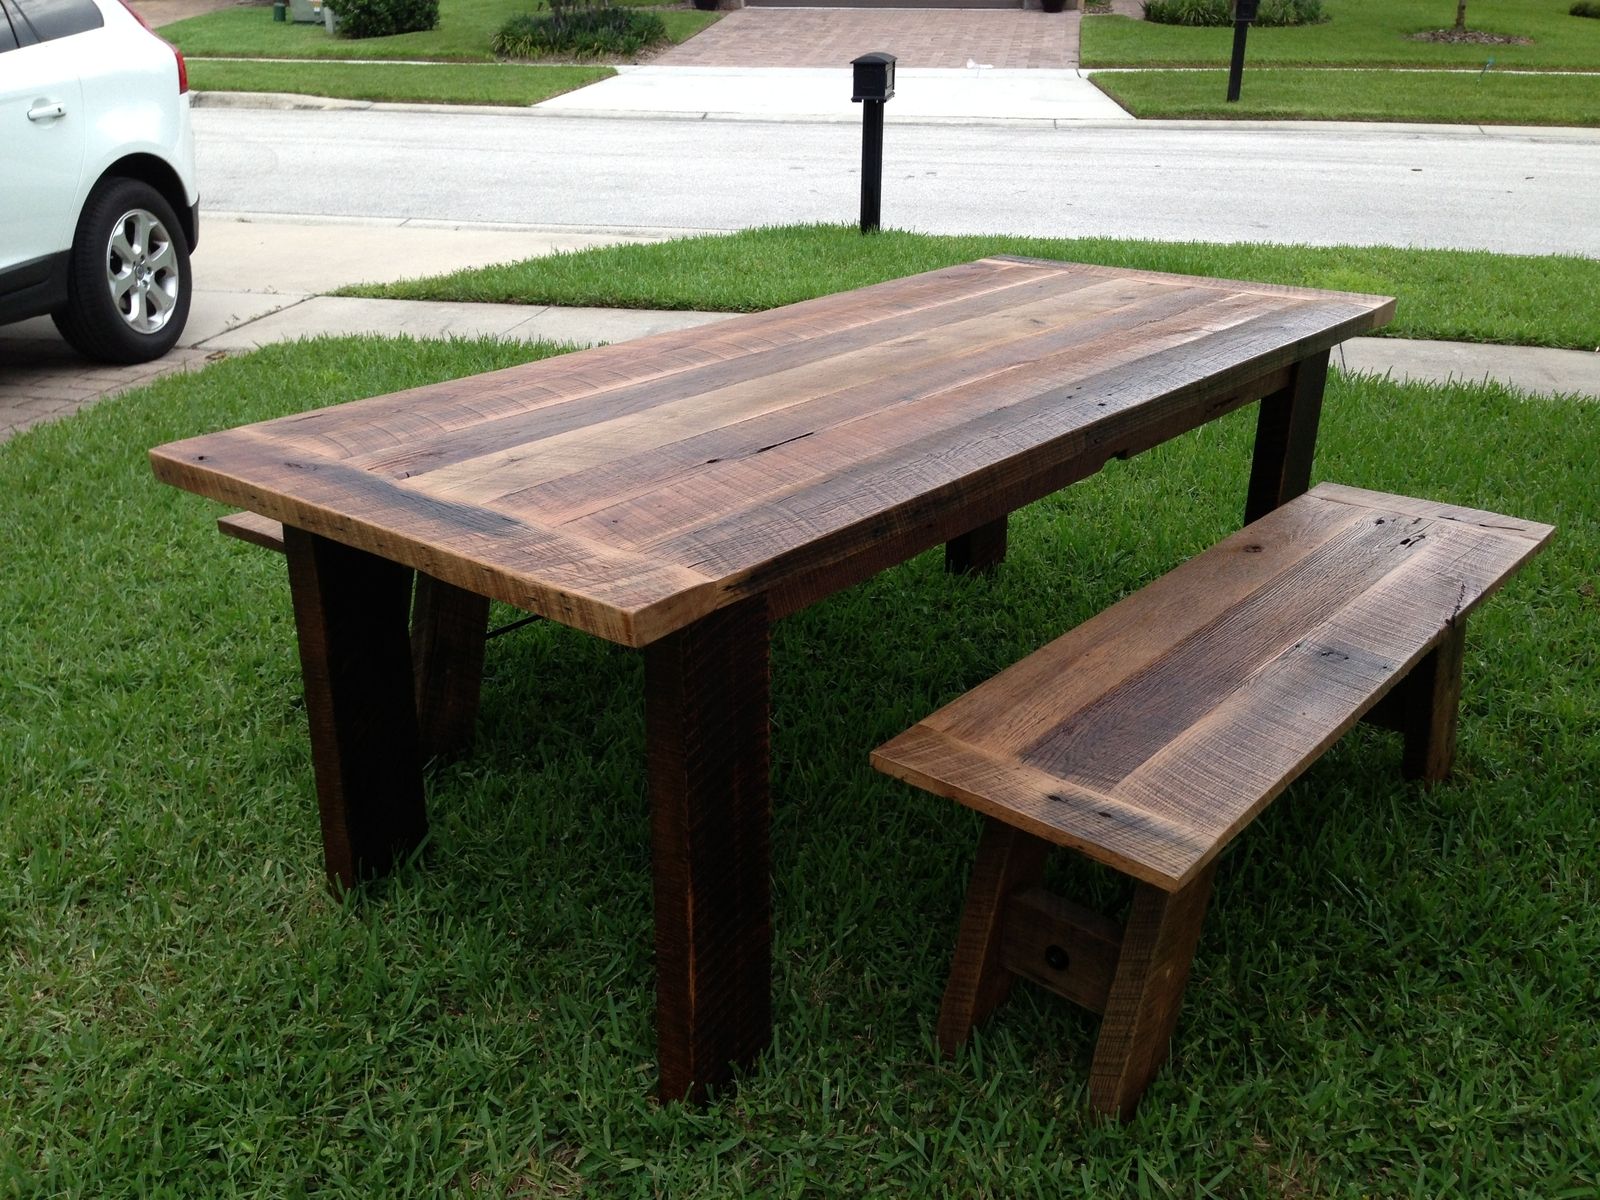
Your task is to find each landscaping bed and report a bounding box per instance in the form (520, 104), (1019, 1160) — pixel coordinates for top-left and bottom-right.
(160, 0), (717, 65)
(1083, 0), (1600, 69)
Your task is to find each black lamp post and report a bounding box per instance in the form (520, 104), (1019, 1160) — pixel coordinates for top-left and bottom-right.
(851, 52), (896, 233)
(1226, 0), (1260, 103)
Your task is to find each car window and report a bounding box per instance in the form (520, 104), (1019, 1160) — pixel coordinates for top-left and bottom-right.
(10, 0), (103, 42)
(0, 3), (20, 52)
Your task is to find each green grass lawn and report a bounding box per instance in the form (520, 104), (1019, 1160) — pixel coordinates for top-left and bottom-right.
(161, 0), (717, 63)
(1083, 0), (1600, 69)
(340, 224), (1600, 351)
(1092, 65), (1600, 125)
(187, 58), (611, 105)
(2, 333), (1595, 1196)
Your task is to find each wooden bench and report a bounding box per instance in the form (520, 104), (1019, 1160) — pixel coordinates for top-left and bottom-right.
(217, 512), (538, 762)
(871, 483), (1553, 1120)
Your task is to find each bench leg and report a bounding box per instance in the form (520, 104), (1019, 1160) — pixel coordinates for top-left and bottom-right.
(1088, 863), (1216, 1121)
(1398, 622), (1466, 784)
(410, 574), (491, 762)
(936, 818), (1050, 1056)
(1244, 350), (1329, 525)
(283, 527), (427, 891)
(646, 595), (772, 1104)
(945, 515), (1009, 576)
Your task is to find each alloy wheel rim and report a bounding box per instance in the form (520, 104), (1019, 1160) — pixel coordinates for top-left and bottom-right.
(105, 208), (180, 334)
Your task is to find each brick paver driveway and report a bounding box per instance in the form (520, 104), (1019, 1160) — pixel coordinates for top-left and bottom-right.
(654, 9), (1079, 69)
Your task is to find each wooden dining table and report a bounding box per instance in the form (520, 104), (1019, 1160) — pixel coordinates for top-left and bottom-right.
(149, 256), (1393, 1103)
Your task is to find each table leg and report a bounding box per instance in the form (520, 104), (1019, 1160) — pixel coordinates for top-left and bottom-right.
(946, 515), (1009, 576)
(1244, 350), (1330, 525)
(410, 574), (491, 761)
(284, 527), (427, 891)
(645, 595), (772, 1103)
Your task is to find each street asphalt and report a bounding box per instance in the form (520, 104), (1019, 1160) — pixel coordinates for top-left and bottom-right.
(3, 20), (1598, 439)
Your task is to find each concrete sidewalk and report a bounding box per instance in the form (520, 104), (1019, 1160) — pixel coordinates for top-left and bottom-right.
(532, 66), (1130, 124)
(3, 215), (1596, 443)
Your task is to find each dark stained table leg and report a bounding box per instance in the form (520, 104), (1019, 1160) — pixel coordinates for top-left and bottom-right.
(283, 526), (427, 891)
(1245, 349), (1331, 525)
(946, 515), (1009, 576)
(645, 595), (773, 1103)
(410, 574), (491, 761)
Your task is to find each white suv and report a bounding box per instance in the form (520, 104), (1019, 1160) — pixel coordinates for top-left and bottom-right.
(0, 0), (198, 363)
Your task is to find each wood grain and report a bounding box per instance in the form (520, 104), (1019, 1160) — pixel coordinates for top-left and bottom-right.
(410, 575), (491, 761)
(646, 595), (772, 1102)
(936, 818), (1050, 1057)
(1395, 620), (1466, 783)
(283, 527), (427, 889)
(999, 887), (1124, 1017)
(217, 511), (285, 553)
(153, 258), (1395, 648)
(1088, 865), (1217, 1121)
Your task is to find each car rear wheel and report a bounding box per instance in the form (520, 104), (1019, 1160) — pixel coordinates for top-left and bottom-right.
(53, 176), (191, 364)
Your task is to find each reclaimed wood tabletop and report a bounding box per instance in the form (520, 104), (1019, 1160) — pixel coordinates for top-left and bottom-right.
(150, 257), (1394, 1103)
(151, 257), (1394, 648)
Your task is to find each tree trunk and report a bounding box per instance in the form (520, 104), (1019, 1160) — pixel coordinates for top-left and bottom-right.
(1454, 1), (1467, 32)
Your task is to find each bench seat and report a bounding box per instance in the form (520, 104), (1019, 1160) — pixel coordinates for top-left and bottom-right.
(872, 482), (1552, 1118)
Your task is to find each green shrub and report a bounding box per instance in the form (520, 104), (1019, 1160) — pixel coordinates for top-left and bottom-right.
(1572, 2), (1600, 18)
(1142, 0), (1327, 27)
(325, 0), (438, 38)
(493, 0), (669, 59)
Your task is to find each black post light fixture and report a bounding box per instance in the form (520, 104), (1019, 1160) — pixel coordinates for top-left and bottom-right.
(851, 51), (896, 233)
(1226, 0), (1260, 103)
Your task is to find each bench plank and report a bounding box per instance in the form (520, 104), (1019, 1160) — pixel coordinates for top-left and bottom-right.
(873, 484), (1553, 892)
(217, 511), (285, 552)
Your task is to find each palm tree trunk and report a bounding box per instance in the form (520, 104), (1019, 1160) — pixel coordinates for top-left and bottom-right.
(1454, 1), (1468, 32)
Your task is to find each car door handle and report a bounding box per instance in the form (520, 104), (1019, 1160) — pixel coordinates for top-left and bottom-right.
(27, 102), (67, 122)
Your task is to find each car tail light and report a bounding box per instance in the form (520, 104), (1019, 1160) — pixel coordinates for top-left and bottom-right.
(115, 0), (188, 93)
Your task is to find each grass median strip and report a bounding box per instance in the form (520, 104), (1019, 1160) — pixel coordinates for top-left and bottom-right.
(339, 224), (1600, 351)
(1091, 66), (1600, 126)
(2, 334), (1594, 1196)
(161, 0), (716, 63)
(187, 59), (611, 106)
(1083, 0), (1600, 69)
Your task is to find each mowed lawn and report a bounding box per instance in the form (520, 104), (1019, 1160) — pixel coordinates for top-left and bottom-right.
(185, 59), (612, 105)
(1082, 0), (1600, 69)
(1092, 66), (1600, 125)
(2, 331), (1595, 1196)
(340, 224), (1600, 352)
(161, 0), (717, 62)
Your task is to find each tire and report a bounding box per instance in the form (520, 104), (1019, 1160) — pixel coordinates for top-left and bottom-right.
(53, 177), (192, 364)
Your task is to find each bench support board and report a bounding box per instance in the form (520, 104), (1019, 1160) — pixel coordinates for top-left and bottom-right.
(939, 817), (1217, 1121)
(937, 819), (1049, 1055)
(1089, 864), (1216, 1121)
(1001, 886), (1123, 1017)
